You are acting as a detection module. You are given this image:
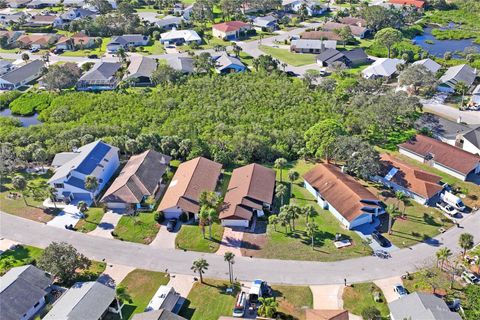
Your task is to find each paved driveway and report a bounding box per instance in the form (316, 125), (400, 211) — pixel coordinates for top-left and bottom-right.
(353, 218), (399, 253)
(374, 276), (404, 303)
(98, 263), (135, 287)
(150, 221), (181, 249)
(46, 205), (82, 229)
(310, 284), (344, 309)
(89, 211), (123, 239)
(216, 227), (244, 256)
(167, 273), (196, 297)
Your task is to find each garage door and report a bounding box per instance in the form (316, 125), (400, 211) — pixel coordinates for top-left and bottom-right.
(221, 219), (249, 228)
(350, 214), (372, 229)
(107, 202), (127, 209)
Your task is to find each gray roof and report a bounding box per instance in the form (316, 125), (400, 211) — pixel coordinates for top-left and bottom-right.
(316, 48), (344, 64)
(156, 15), (184, 28)
(463, 128), (480, 149)
(167, 57), (194, 74)
(109, 34), (149, 45)
(0, 59), (13, 68)
(439, 64), (476, 88)
(413, 58), (441, 74)
(132, 309), (186, 320)
(0, 59), (44, 85)
(291, 39), (337, 50)
(126, 55), (157, 79)
(44, 281), (115, 320)
(0, 265), (53, 320)
(79, 62), (121, 82)
(343, 48), (368, 62)
(51, 151), (80, 167)
(388, 292), (462, 320)
(214, 53), (245, 71)
(253, 15), (277, 27)
(415, 113), (475, 140)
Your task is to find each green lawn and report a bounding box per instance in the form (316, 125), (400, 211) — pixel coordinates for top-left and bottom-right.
(259, 45), (316, 66)
(75, 207), (105, 233)
(343, 282), (390, 319)
(180, 279), (239, 320)
(0, 245), (43, 275)
(175, 223), (224, 253)
(403, 267), (465, 299)
(139, 41), (166, 55)
(272, 285), (313, 320)
(118, 269), (170, 319)
(61, 37), (110, 57)
(113, 212), (160, 244)
(67, 260), (106, 286)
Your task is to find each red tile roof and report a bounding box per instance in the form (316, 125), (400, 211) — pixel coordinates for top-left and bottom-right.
(389, 0), (425, 8)
(213, 21), (250, 32)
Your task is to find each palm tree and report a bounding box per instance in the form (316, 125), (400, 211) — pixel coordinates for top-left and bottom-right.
(257, 297), (278, 318)
(287, 169), (299, 197)
(303, 205), (315, 224)
(436, 247), (452, 270)
(47, 186), (57, 209)
(232, 43), (242, 57)
(455, 81), (469, 108)
(268, 215), (279, 232)
(306, 222), (318, 250)
(459, 233), (474, 258)
(386, 204), (400, 235)
(12, 175), (28, 206)
(115, 286), (132, 319)
(191, 258), (209, 284)
(198, 206), (209, 239)
(207, 207), (218, 240)
(224, 252), (235, 283)
(275, 184), (287, 206)
(395, 191), (408, 216)
(286, 205), (301, 230)
(278, 211), (289, 233)
(84, 175), (99, 206)
(274, 158), (287, 182)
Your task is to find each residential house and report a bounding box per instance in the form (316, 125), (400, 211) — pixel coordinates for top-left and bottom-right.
(303, 163), (385, 229)
(57, 7), (96, 26)
(76, 62), (122, 91)
(0, 12), (27, 27)
(214, 53), (247, 74)
(6, 0), (32, 8)
(414, 113), (476, 147)
(107, 34), (150, 53)
(290, 39), (336, 54)
(282, 0), (328, 16)
(0, 59), (44, 90)
(160, 29), (201, 45)
(462, 128), (480, 155)
(132, 309), (186, 320)
(166, 56), (194, 74)
(48, 140), (120, 204)
(44, 282), (122, 320)
(322, 22), (368, 39)
(63, 0), (85, 6)
(124, 55), (157, 85)
(316, 48), (369, 68)
(471, 84), (480, 106)
(56, 32), (95, 51)
(158, 157), (222, 220)
(438, 64), (476, 93)
(413, 58), (441, 74)
(362, 58), (404, 79)
(0, 60), (15, 75)
(23, 14), (59, 28)
(145, 286), (182, 313)
(306, 309), (349, 320)
(301, 30), (342, 41)
(0, 30), (24, 44)
(220, 163), (275, 228)
(182, 5), (193, 20)
(252, 16), (278, 31)
(101, 149), (171, 210)
(156, 15), (184, 30)
(26, 0), (61, 8)
(374, 154), (443, 205)
(0, 265), (53, 320)
(398, 134), (480, 181)
(338, 17), (367, 28)
(388, 292), (461, 320)
(212, 21), (252, 41)
(388, 0), (426, 9)
(16, 33), (59, 49)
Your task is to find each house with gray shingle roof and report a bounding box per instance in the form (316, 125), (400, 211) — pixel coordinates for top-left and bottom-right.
(438, 64), (477, 93)
(413, 58), (441, 74)
(290, 39), (337, 54)
(388, 292), (462, 320)
(362, 58), (404, 79)
(156, 15), (184, 30)
(48, 140), (120, 204)
(252, 15), (278, 31)
(462, 128), (480, 155)
(214, 53), (247, 74)
(0, 59), (44, 90)
(0, 265), (53, 320)
(125, 55), (157, 85)
(76, 61), (122, 91)
(166, 57), (194, 74)
(107, 34), (150, 53)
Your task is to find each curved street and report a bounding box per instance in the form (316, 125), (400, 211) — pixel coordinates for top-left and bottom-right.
(1, 210), (479, 285)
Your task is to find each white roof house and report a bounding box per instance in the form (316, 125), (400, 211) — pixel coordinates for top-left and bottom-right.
(438, 64), (477, 93)
(145, 286), (181, 313)
(413, 58), (441, 74)
(160, 29), (201, 44)
(362, 58), (404, 79)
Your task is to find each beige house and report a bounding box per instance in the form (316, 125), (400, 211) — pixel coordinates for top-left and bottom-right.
(212, 21), (251, 40)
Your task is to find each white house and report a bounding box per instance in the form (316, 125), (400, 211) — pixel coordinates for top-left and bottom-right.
(303, 163), (384, 230)
(145, 286), (181, 313)
(282, 0), (328, 16)
(48, 140), (120, 204)
(413, 58), (441, 74)
(362, 58), (404, 79)
(220, 164), (275, 228)
(160, 29), (201, 45)
(212, 21), (252, 41)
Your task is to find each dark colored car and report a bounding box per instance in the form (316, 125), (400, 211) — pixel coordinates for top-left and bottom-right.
(166, 219), (177, 232)
(52, 48), (64, 54)
(285, 71), (298, 77)
(87, 54), (98, 59)
(372, 231), (391, 247)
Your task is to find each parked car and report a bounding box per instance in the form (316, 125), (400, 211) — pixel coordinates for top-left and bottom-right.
(441, 191), (466, 212)
(52, 48), (64, 54)
(232, 291), (247, 317)
(436, 201), (460, 217)
(30, 47), (39, 53)
(166, 218), (177, 232)
(87, 54), (98, 59)
(372, 231), (391, 248)
(393, 284), (408, 297)
(461, 271), (479, 284)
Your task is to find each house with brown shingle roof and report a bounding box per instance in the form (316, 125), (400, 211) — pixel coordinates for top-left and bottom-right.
(220, 163), (276, 228)
(306, 309), (349, 320)
(16, 33), (59, 49)
(303, 163), (384, 229)
(56, 32), (96, 51)
(158, 157), (222, 220)
(374, 154), (444, 205)
(398, 135), (480, 182)
(322, 22), (368, 39)
(100, 150), (171, 211)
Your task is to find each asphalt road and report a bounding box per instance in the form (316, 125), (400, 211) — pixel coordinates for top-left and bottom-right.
(1, 210), (479, 285)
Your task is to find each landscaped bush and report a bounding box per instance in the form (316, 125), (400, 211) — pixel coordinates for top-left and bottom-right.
(154, 211), (165, 223)
(0, 91), (22, 110)
(9, 92), (54, 116)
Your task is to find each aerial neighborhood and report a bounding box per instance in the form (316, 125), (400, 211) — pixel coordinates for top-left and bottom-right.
(0, 0), (479, 320)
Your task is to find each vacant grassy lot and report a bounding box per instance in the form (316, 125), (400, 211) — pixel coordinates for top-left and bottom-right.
(180, 279), (239, 320)
(343, 282), (389, 319)
(259, 45), (316, 66)
(114, 212), (160, 244)
(0, 245), (43, 274)
(272, 285), (313, 320)
(176, 223), (224, 253)
(0, 171), (59, 222)
(118, 269), (170, 319)
(75, 207), (105, 233)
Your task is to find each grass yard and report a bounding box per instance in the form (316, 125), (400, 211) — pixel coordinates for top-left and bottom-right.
(403, 267), (465, 299)
(75, 207), (105, 233)
(175, 223), (224, 253)
(0, 171), (60, 223)
(61, 37), (110, 57)
(67, 260), (107, 286)
(118, 269), (170, 319)
(343, 282), (390, 319)
(139, 41), (166, 55)
(0, 245), (43, 275)
(113, 212), (160, 244)
(180, 279), (239, 320)
(259, 45), (316, 66)
(272, 285), (313, 320)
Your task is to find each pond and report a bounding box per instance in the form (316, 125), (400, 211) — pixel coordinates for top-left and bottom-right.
(0, 108), (42, 127)
(413, 26), (480, 58)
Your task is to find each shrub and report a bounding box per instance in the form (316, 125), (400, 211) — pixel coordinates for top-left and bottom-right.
(0, 91), (22, 110)
(179, 212), (188, 222)
(154, 211), (165, 223)
(361, 306), (381, 320)
(9, 92), (54, 116)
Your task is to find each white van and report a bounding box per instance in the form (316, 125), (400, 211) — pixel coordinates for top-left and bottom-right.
(441, 191), (466, 212)
(232, 291), (246, 317)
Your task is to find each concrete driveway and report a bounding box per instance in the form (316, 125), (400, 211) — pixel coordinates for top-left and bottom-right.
(374, 276), (404, 303)
(98, 263), (135, 288)
(150, 221), (181, 249)
(216, 227), (244, 256)
(167, 273), (196, 297)
(310, 284), (344, 309)
(89, 211), (123, 239)
(46, 205), (83, 229)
